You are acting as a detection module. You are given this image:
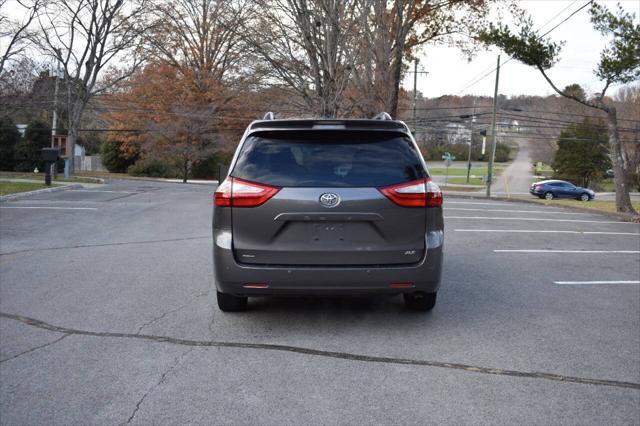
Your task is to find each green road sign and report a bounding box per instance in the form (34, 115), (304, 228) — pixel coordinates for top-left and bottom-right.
(441, 152), (456, 161)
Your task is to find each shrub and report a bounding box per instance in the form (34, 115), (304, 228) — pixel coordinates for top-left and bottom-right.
(101, 139), (137, 172)
(127, 157), (178, 178)
(191, 151), (235, 179)
(494, 142), (512, 162)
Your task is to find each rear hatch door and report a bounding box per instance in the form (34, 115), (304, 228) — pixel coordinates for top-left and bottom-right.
(229, 130), (427, 266)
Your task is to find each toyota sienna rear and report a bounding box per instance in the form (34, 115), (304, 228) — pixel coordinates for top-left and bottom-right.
(213, 114), (444, 312)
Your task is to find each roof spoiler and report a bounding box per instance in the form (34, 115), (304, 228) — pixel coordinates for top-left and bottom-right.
(263, 111), (275, 120)
(372, 112), (392, 120)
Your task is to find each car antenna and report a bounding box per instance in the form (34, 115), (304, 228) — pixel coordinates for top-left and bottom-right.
(263, 112), (275, 120)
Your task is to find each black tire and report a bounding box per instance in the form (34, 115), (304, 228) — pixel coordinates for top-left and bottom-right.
(544, 192), (555, 200)
(217, 291), (248, 312)
(579, 193), (590, 202)
(403, 291), (437, 311)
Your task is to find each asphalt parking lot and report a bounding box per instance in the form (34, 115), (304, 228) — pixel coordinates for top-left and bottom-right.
(1, 180), (639, 425)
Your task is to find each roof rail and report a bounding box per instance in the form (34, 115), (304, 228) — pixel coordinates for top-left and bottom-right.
(372, 112), (392, 120)
(263, 111), (275, 120)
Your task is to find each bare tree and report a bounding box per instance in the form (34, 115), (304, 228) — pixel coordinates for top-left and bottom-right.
(145, 0), (251, 101)
(0, 0), (44, 74)
(147, 104), (221, 183)
(34, 0), (148, 174)
(349, 0), (494, 118)
(246, 0), (362, 118)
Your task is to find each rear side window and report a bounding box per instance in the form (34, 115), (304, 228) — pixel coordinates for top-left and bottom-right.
(231, 131), (426, 187)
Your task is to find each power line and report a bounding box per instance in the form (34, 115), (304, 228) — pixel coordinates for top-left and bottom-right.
(453, 0), (594, 95)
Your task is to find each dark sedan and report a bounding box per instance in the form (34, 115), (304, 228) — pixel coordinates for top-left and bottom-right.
(529, 180), (595, 201)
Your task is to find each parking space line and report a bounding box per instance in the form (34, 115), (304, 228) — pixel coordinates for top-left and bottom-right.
(446, 201), (563, 209)
(72, 190), (138, 194)
(0, 206), (98, 210)
(554, 281), (640, 285)
(494, 249), (640, 254)
(445, 216), (637, 225)
(455, 229), (640, 236)
(446, 208), (595, 216)
(446, 201), (529, 207)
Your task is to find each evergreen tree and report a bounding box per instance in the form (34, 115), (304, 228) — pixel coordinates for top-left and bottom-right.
(14, 120), (52, 172)
(552, 119), (611, 188)
(0, 116), (20, 171)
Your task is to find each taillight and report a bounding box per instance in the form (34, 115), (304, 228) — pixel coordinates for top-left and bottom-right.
(214, 177), (279, 207)
(535, 185), (542, 191)
(379, 178), (443, 208)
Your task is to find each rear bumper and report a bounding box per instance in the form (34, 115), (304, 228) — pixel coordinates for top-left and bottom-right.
(213, 230), (444, 296)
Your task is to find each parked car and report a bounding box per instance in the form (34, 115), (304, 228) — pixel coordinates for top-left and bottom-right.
(212, 113), (444, 312)
(529, 179), (595, 201)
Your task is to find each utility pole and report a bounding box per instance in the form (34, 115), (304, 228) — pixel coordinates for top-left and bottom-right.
(408, 60), (428, 135)
(466, 141), (472, 183)
(412, 59), (418, 126)
(466, 97), (476, 183)
(51, 59), (61, 177)
(486, 55), (500, 198)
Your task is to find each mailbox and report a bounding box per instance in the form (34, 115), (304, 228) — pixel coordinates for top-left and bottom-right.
(41, 148), (60, 162)
(41, 148), (60, 186)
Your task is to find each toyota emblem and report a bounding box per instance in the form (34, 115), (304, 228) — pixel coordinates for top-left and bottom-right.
(319, 193), (340, 208)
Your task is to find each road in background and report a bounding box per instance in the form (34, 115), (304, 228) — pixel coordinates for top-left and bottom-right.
(1, 181), (639, 424)
(490, 137), (534, 196)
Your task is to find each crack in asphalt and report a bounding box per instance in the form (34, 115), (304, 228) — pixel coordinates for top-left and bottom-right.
(0, 333), (69, 363)
(123, 348), (193, 424)
(137, 291), (210, 335)
(1, 311), (639, 391)
(0, 236), (210, 256)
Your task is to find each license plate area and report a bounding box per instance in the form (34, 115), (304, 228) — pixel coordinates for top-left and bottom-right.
(310, 222), (348, 244)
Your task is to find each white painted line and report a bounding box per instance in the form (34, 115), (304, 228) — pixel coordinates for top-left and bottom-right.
(554, 280), (640, 285)
(73, 190), (138, 194)
(0, 206), (98, 210)
(455, 229), (640, 236)
(446, 201), (539, 207)
(446, 207), (595, 216)
(445, 216), (637, 225)
(494, 249), (640, 254)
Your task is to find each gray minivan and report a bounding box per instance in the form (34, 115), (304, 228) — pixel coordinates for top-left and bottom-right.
(213, 114), (444, 312)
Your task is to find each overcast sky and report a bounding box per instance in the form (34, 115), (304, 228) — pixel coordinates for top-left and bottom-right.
(411, 0), (640, 99)
(2, 0), (638, 99)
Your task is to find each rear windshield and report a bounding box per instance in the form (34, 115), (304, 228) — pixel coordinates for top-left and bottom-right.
(231, 131), (426, 187)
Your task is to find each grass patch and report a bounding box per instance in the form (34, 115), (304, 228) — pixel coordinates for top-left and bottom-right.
(445, 177), (484, 185)
(527, 198), (640, 214)
(0, 181), (57, 196)
(428, 165), (505, 177)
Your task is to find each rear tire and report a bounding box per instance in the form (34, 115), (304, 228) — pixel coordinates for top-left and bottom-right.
(404, 291), (437, 311)
(217, 291), (248, 312)
(579, 193), (590, 201)
(544, 192), (554, 200)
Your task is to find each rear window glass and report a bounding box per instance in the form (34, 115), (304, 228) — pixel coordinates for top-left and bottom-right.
(231, 131), (426, 187)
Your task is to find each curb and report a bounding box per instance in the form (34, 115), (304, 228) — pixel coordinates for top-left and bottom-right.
(0, 184), (83, 202)
(98, 176), (218, 186)
(444, 193), (640, 223)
